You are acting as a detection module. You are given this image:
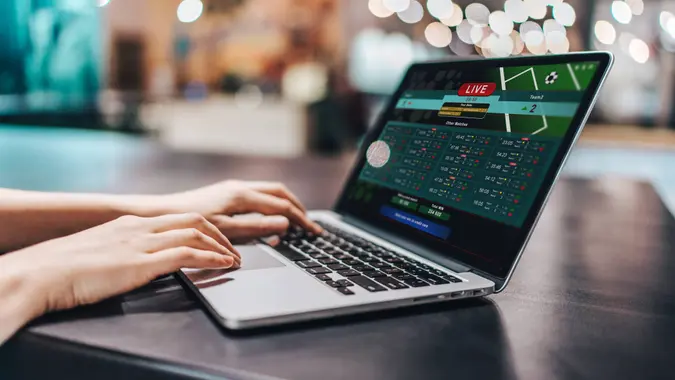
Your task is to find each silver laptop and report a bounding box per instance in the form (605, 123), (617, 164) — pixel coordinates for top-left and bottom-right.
(179, 52), (613, 330)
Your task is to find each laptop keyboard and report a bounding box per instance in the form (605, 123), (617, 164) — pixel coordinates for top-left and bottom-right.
(272, 221), (462, 296)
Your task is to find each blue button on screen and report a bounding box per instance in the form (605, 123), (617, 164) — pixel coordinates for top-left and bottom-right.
(380, 205), (451, 239)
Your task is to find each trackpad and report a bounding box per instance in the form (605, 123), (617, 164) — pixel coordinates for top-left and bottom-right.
(183, 245), (286, 289)
(235, 245), (286, 271)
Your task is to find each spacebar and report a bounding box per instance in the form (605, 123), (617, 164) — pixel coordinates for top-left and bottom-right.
(350, 276), (387, 292)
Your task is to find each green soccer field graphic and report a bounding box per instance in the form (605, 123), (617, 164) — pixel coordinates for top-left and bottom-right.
(487, 62), (599, 138)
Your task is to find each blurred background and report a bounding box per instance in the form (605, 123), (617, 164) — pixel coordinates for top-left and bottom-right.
(0, 0), (673, 208)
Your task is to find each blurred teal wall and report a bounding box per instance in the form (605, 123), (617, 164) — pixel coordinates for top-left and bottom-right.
(0, 0), (101, 113)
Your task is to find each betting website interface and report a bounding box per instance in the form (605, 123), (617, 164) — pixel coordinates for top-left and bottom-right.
(341, 60), (600, 275)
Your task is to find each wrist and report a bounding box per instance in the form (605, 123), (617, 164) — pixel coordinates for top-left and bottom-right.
(0, 256), (46, 343)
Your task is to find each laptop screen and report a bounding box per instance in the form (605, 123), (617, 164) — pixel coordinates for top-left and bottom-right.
(337, 55), (609, 279)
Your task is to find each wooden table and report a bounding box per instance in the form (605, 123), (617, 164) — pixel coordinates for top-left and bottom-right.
(1, 127), (674, 380)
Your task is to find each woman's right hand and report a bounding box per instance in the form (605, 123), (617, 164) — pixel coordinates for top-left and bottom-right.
(1, 213), (240, 322)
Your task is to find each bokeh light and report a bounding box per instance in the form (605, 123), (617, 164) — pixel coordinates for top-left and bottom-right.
(524, 0), (547, 20)
(489, 11), (514, 36)
(397, 0), (424, 24)
(520, 20), (542, 39)
(526, 34), (548, 55)
(470, 25), (490, 47)
(594, 20), (616, 45)
(97, 0), (112, 7)
(660, 11), (674, 31)
(628, 38), (649, 63)
(611, 1), (632, 24)
(543, 19), (566, 37)
(369, 0), (394, 18)
(546, 30), (569, 53)
(625, 0), (644, 16)
(282, 63), (328, 103)
(383, 0), (411, 13)
(525, 29), (545, 46)
(441, 4), (464, 27)
(427, 0), (455, 20)
(465, 3), (490, 26)
(456, 19), (474, 44)
(504, 0), (529, 24)
(552, 2), (576, 26)
(177, 0), (203, 23)
(511, 31), (525, 55)
(485, 33), (514, 57)
(668, 19), (675, 38)
(425, 22), (453, 47)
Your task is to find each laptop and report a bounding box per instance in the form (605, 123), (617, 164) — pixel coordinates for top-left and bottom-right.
(179, 52), (614, 329)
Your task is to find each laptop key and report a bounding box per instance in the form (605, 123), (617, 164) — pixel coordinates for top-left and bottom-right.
(381, 267), (402, 275)
(444, 276), (462, 283)
(383, 257), (403, 264)
(393, 273), (416, 281)
(296, 260), (321, 269)
(306, 267), (331, 275)
(315, 274), (332, 281)
(336, 279), (354, 287)
(336, 287), (355, 295)
(403, 278), (430, 287)
(328, 264), (349, 271)
(337, 269), (360, 277)
(319, 258), (338, 265)
(346, 247), (364, 255)
(362, 270), (386, 278)
(417, 274), (450, 285)
(325, 281), (342, 288)
(374, 276), (409, 290)
(351, 276), (387, 292)
(352, 264), (372, 272)
(342, 259), (361, 266)
(334, 253), (351, 260)
(370, 261), (390, 269)
(397, 263), (417, 271)
(276, 244), (307, 261)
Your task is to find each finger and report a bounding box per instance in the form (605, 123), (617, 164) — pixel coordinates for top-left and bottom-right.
(140, 229), (240, 267)
(235, 191), (321, 233)
(146, 247), (236, 276)
(213, 215), (290, 241)
(244, 182), (307, 213)
(144, 213), (240, 259)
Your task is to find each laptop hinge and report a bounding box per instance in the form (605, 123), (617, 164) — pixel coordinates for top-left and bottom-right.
(341, 215), (472, 274)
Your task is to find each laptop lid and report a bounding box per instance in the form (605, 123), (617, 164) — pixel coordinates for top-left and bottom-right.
(334, 52), (613, 291)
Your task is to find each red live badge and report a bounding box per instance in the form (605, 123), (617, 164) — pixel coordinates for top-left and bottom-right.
(458, 83), (497, 96)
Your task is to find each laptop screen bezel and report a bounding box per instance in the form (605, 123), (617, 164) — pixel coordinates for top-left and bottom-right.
(333, 52), (613, 283)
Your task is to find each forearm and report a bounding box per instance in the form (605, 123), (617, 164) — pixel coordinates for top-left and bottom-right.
(0, 189), (169, 252)
(0, 256), (43, 345)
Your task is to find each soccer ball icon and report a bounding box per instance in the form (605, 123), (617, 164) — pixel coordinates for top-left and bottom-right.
(545, 71), (558, 85)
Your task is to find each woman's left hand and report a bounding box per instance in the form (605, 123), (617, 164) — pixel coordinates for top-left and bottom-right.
(159, 180), (322, 242)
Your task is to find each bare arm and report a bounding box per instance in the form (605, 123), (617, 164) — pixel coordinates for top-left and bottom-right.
(0, 189), (165, 252)
(0, 181), (321, 253)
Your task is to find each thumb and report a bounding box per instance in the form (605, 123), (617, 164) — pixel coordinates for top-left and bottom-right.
(213, 215), (290, 242)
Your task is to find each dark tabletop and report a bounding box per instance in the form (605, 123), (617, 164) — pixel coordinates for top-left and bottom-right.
(1, 127), (674, 380)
